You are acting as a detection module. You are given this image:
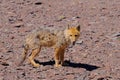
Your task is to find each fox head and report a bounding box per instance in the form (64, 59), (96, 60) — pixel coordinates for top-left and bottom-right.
(64, 25), (80, 46)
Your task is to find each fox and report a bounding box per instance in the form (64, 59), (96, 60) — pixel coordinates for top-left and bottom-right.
(19, 25), (80, 67)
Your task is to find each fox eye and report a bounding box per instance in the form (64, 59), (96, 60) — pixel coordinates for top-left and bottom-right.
(70, 35), (72, 36)
(75, 35), (78, 37)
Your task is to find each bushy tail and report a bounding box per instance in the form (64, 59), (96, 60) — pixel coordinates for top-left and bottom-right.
(18, 44), (29, 66)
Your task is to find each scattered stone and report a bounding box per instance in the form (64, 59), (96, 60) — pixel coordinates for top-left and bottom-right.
(72, 16), (80, 20)
(97, 77), (104, 80)
(13, 22), (24, 28)
(76, 40), (83, 44)
(16, 67), (24, 70)
(35, 2), (42, 5)
(21, 72), (26, 76)
(76, 16), (80, 18)
(1, 61), (9, 66)
(8, 16), (17, 23)
(97, 76), (113, 80)
(56, 16), (66, 22)
(11, 36), (15, 39)
(7, 50), (13, 53)
(113, 32), (120, 37)
(48, 24), (54, 27)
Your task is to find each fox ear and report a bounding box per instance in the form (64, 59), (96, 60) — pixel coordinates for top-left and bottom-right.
(76, 25), (80, 31)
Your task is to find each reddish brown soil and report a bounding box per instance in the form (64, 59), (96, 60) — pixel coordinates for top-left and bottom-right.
(0, 0), (120, 80)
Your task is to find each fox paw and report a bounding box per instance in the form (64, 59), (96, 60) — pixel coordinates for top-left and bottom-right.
(33, 63), (40, 68)
(54, 64), (62, 67)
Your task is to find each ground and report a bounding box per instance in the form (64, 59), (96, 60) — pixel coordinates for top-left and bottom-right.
(0, 0), (120, 80)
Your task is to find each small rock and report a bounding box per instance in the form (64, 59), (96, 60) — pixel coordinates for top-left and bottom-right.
(57, 15), (66, 22)
(76, 16), (80, 18)
(13, 22), (24, 28)
(16, 68), (23, 71)
(21, 72), (26, 76)
(35, 2), (42, 5)
(111, 32), (120, 38)
(11, 36), (15, 39)
(7, 50), (13, 53)
(76, 40), (83, 44)
(97, 76), (113, 80)
(8, 16), (17, 23)
(72, 16), (80, 20)
(97, 77), (104, 80)
(1, 61), (9, 66)
(114, 32), (120, 37)
(48, 25), (54, 27)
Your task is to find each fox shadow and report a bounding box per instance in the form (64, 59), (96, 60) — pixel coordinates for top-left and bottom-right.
(35, 60), (99, 71)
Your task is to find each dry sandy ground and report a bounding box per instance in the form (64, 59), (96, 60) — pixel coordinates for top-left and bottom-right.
(0, 0), (120, 80)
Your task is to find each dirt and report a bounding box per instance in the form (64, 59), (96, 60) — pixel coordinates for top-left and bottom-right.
(0, 0), (120, 80)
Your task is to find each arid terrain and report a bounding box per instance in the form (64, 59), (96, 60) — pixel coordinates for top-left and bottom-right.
(0, 0), (120, 80)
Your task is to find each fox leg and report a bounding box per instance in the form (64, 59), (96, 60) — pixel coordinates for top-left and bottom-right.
(54, 48), (61, 67)
(54, 48), (65, 67)
(28, 48), (41, 67)
(59, 50), (65, 66)
(18, 44), (29, 66)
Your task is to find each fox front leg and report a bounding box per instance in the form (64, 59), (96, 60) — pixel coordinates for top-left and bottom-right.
(59, 49), (65, 66)
(54, 47), (65, 67)
(54, 48), (61, 67)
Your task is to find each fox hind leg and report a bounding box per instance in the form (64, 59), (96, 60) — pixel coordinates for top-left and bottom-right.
(28, 47), (41, 67)
(18, 44), (29, 66)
